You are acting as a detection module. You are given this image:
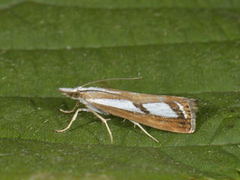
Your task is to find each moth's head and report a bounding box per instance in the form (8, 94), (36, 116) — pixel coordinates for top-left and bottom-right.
(59, 87), (82, 100)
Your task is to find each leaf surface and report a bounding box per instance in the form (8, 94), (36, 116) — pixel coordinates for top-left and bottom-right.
(0, 1), (240, 179)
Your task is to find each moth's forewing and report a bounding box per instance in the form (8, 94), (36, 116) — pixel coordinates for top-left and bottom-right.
(82, 88), (197, 133)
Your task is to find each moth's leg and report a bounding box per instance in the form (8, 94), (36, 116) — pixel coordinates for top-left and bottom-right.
(122, 119), (126, 123)
(129, 120), (159, 143)
(59, 102), (80, 114)
(89, 110), (113, 143)
(56, 108), (89, 133)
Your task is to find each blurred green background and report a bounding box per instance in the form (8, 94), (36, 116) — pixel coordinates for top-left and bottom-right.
(0, 0), (240, 179)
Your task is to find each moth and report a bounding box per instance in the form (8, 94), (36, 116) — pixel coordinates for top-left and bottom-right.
(56, 78), (197, 143)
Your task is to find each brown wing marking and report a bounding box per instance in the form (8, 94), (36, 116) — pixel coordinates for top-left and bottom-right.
(133, 103), (150, 114)
(164, 101), (185, 119)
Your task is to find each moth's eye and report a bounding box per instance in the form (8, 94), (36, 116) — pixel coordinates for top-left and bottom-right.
(72, 93), (79, 98)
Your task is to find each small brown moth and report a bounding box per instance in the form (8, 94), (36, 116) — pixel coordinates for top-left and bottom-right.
(56, 77), (197, 143)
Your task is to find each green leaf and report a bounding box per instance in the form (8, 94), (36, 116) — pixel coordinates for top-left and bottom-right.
(0, 1), (240, 179)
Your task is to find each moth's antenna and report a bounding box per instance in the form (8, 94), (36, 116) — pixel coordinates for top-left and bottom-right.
(82, 77), (142, 87)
